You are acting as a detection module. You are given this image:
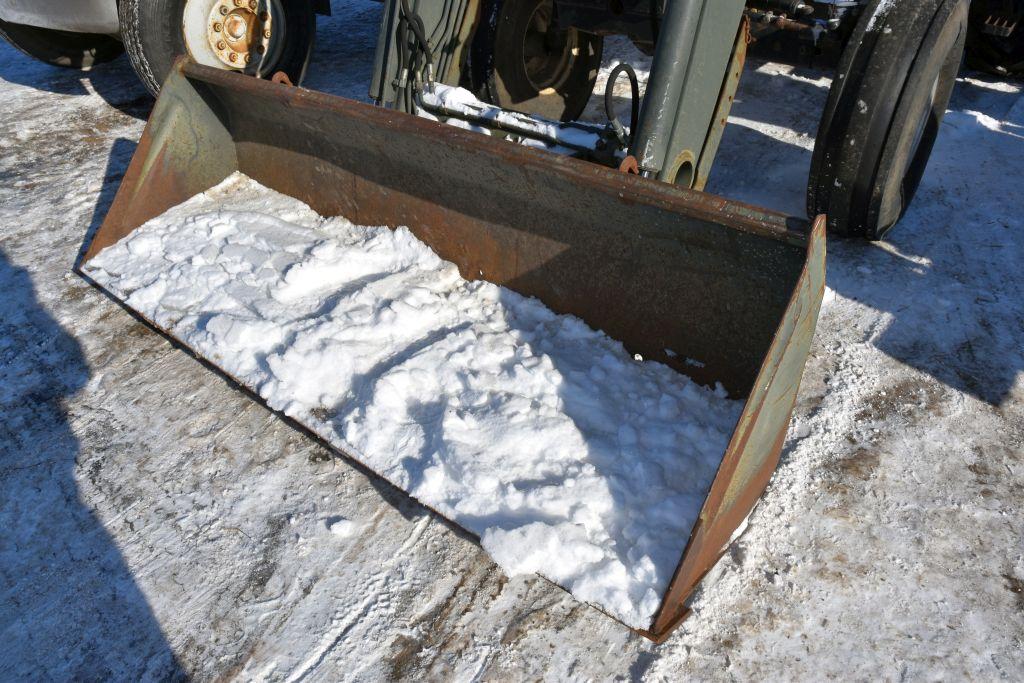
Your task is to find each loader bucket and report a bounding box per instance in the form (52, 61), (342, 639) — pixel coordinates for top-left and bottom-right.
(78, 60), (825, 642)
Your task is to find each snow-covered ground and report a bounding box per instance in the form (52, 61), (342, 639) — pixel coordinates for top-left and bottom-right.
(1, 1), (1023, 680)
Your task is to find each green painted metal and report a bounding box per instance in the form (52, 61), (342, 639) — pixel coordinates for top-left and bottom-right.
(370, 0), (748, 188)
(369, 0), (478, 110)
(630, 0), (749, 186)
(693, 19), (750, 191)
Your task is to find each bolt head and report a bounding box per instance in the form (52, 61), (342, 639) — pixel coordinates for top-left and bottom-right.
(228, 52), (238, 62)
(224, 14), (248, 39)
(220, 6), (229, 15)
(217, 40), (226, 50)
(213, 22), (223, 32)
(263, 29), (272, 38)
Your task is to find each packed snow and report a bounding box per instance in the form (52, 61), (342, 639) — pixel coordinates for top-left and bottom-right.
(83, 172), (742, 629)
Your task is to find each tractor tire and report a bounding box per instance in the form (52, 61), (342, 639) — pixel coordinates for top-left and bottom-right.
(965, 0), (1024, 77)
(119, 0), (315, 97)
(808, 0), (969, 239)
(473, 0), (603, 122)
(0, 19), (123, 69)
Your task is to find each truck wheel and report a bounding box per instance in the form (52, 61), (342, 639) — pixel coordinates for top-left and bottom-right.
(0, 19), (122, 69)
(808, 0), (969, 239)
(120, 0), (315, 96)
(965, 0), (1024, 77)
(473, 0), (603, 122)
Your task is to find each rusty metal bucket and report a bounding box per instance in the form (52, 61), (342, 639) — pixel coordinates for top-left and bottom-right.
(78, 60), (826, 642)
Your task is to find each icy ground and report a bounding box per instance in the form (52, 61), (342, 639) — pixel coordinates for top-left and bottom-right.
(84, 173), (741, 629)
(1, 1), (1023, 679)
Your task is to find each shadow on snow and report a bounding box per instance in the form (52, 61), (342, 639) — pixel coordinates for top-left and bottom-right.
(712, 70), (1024, 406)
(0, 250), (185, 679)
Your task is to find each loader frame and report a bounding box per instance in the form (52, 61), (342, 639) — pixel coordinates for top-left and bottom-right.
(370, 0), (750, 188)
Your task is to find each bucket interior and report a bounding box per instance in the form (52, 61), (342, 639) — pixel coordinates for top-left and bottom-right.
(84, 62), (810, 399)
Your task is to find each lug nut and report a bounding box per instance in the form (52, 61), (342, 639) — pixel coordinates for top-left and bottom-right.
(244, 54), (251, 63)
(259, 11), (269, 21)
(256, 44), (265, 54)
(213, 22), (223, 32)
(263, 29), (272, 38)
(220, 6), (229, 15)
(217, 40), (226, 50)
(229, 52), (238, 62)
(249, 0), (258, 9)
(234, 0), (244, 7)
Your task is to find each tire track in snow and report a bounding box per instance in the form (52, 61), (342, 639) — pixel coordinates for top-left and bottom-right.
(282, 514), (432, 682)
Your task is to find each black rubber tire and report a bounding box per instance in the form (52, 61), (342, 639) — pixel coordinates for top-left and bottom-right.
(475, 0), (603, 122)
(119, 0), (316, 96)
(0, 19), (123, 69)
(808, 0), (969, 239)
(965, 0), (1024, 77)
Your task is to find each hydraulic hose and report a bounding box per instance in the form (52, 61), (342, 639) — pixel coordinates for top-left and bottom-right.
(604, 63), (640, 147)
(397, 0), (435, 112)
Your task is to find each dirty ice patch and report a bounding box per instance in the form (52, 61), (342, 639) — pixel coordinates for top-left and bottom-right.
(83, 172), (742, 629)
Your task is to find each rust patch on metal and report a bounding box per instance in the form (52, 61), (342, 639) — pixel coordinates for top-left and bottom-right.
(618, 155), (640, 175)
(271, 71), (293, 87)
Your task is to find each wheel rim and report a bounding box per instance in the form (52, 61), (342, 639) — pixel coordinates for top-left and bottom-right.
(521, 0), (576, 93)
(183, 0), (286, 76)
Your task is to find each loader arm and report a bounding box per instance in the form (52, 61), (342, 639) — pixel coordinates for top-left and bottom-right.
(629, 0), (748, 186)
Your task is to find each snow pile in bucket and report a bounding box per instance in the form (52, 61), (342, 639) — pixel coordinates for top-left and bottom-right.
(84, 173), (742, 629)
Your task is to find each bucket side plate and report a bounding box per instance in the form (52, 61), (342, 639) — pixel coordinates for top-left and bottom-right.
(647, 217), (826, 640)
